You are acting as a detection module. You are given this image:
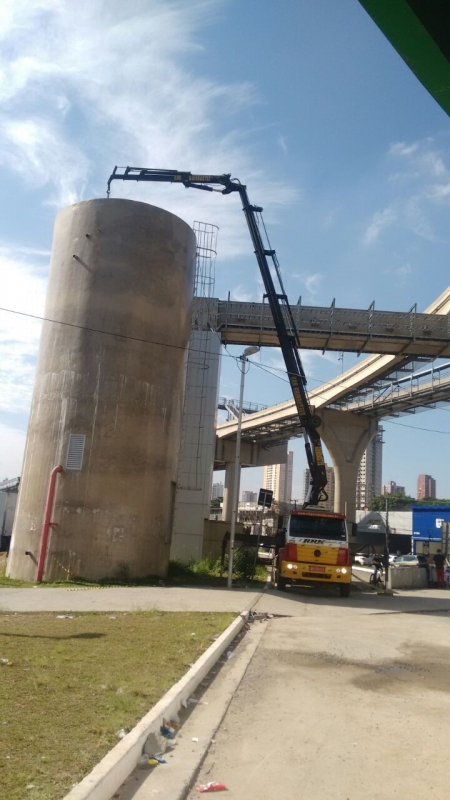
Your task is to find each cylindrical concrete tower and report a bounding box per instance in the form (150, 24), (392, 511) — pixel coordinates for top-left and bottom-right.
(8, 199), (196, 581)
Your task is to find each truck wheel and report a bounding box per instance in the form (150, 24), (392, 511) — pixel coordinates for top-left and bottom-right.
(277, 574), (288, 591)
(339, 584), (350, 598)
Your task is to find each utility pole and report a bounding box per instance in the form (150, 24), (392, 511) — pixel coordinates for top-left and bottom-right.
(227, 346), (259, 589)
(385, 496), (390, 589)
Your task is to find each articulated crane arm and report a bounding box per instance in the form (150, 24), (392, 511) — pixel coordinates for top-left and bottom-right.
(107, 167), (328, 507)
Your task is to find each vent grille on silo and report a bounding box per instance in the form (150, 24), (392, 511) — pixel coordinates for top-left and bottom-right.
(66, 434), (86, 470)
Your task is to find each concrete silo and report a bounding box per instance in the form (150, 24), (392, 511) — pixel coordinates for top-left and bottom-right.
(7, 199), (196, 581)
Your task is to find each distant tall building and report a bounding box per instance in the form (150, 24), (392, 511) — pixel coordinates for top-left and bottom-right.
(356, 429), (383, 510)
(263, 450), (294, 503)
(417, 474), (436, 500)
(382, 481), (405, 496)
(303, 465), (335, 511)
(242, 490), (257, 503)
(211, 481), (224, 500)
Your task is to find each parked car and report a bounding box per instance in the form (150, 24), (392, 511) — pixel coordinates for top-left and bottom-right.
(354, 552), (373, 566)
(391, 554), (420, 567)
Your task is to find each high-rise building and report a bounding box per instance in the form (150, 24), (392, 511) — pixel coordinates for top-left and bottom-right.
(242, 490), (257, 503)
(303, 465), (335, 511)
(211, 481), (224, 500)
(263, 450), (294, 503)
(417, 474), (436, 500)
(382, 481), (405, 496)
(356, 429), (383, 510)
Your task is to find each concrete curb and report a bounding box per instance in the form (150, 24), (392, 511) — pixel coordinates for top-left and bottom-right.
(64, 611), (248, 800)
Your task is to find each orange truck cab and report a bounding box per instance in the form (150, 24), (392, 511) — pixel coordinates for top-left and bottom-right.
(277, 509), (351, 597)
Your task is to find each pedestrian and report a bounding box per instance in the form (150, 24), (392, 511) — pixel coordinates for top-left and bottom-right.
(433, 549), (446, 589)
(371, 553), (383, 585)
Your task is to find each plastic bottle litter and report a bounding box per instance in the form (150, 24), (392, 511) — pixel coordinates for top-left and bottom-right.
(195, 782), (227, 793)
(56, 615), (74, 619)
(117, 728), (129, 740)
(160, 725), (176, 740)
(226, 650), (234, 659)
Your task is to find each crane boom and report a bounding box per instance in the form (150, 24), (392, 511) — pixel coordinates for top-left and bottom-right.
(107, 167), (328, 506)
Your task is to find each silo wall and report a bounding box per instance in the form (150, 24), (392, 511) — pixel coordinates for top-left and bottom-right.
(7, 198), (196, 581)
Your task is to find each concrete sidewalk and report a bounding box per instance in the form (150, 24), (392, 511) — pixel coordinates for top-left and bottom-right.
(1, 584), (450, 617)
(187, 591), (450, 799)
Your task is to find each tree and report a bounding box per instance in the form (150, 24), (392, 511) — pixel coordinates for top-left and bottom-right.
(368, 494), (416, 511)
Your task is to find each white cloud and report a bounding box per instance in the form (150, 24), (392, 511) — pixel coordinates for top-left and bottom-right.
(278, 134), (287, 154)
(363, 205), (397, 245)
(0, 246), (47, 413)
(0, 116), (89, 206)
(404, 196), (435, 241)
(0, 422), (26, 477)
(231, 284), (256, 303)
(429, 183), (450, 200)
(389, 139), (448, 180)
(292, 272), (323, 301)
(389, 142), (419, 158)
(0, 0), (296, 247)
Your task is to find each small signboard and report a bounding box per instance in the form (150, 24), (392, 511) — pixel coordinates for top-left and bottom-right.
(258, 488), (273, 508)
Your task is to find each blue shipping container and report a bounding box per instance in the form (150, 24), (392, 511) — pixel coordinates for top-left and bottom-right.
(412, 505), (450, 543)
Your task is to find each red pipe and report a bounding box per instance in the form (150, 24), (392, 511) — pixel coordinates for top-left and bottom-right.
(37, 465), (63, 582)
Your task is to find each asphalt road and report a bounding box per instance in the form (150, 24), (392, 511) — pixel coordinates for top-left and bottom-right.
(186, 587), (450, 800)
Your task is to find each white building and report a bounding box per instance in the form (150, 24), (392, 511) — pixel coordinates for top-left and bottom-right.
(356, 429), (383, 510)
(263, 449), (293, 503)
(211, 481), (224, 500)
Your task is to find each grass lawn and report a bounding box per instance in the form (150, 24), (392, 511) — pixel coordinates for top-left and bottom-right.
(0, 556), (269, 589)
(0, 611), (235, 800)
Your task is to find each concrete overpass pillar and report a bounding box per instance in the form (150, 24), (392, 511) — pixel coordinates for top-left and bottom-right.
(222, 461), (239, 523)
(318, 408), (378, 524)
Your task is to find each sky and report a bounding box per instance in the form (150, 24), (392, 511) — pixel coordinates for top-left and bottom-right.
(1, 0), (450, 499)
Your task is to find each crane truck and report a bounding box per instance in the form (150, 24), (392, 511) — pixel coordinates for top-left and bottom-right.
(106, 167), (351, 596)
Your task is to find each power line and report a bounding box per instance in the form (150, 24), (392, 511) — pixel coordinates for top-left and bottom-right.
(1, 304), (449, 435)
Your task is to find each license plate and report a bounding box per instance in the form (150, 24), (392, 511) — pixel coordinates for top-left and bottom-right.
(310, 565), (325, 572)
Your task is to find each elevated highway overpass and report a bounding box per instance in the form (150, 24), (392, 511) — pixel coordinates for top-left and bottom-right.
(216, 286), (450, 445)
(194, 291), (450, 358)
(214, 286), (450, 523)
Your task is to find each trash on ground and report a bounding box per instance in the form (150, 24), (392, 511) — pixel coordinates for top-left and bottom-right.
(188, 697), (198, 705)
(226, 650), (234, 659)
(0, 658), (12, 665)
(192, 736), (199, 742)
(160, 725), (176, 739)
(144, 731), (168, 756)
(109, 615), (117, 619)
(181, 698), (188, 708)
(56, 615), (74, 619)
(117, 728), (130, 740)
(166, 713), (180, 728)
(196, 782), (227, 792)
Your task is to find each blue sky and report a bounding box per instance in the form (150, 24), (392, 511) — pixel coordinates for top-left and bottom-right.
(1, 0), (450, 499)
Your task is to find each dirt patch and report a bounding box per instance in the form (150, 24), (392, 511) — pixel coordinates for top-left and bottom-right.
(276, 640), (450, 696)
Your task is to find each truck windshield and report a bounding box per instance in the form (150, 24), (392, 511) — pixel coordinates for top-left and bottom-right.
(289, 515), (346, 542)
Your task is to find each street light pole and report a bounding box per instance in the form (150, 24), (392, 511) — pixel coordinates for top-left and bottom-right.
(227, 345), (259, 588)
